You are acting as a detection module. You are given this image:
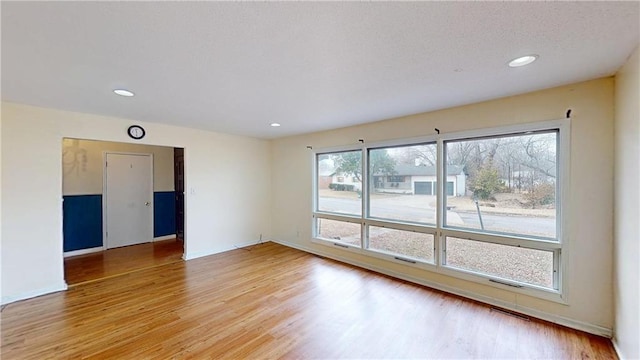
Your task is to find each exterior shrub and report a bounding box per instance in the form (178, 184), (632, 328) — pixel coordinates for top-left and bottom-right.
(329, 183), (355, 191)
(470, 165), (503, 200)
(524, 183), (555, 208)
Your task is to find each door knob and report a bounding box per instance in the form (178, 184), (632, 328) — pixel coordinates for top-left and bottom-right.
(145, 202), (151, 206)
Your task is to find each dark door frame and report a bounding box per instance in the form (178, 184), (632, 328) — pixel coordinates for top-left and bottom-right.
(174, 148), (185, 241)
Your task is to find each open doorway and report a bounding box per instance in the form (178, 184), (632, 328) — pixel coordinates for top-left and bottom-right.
(62, 138), (185, 285)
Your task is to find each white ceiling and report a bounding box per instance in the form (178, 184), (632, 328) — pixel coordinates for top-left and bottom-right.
(2, 2), (638, 139)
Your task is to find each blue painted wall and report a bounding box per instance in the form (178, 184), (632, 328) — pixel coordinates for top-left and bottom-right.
(154, 191), (176, 237)
(63, 191), (176, 252)
(63, 195), (103, 252)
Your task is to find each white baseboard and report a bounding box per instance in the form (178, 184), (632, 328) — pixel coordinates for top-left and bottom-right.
(183, 240), (270, 261)
(183, 249), (215, 261)
(1, 282), (68, 305)
(64, 246), (104, 258)
(272, 238), (613, 338)
(154, 234), (176, 241)
(612, 338), (630, 360)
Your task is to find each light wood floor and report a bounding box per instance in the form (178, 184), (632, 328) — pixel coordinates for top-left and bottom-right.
(2, 242), (615, 359)
(64, 239), (184, 285)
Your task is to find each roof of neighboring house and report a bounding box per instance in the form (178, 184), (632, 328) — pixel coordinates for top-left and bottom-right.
(324, 161), (466, 177)
(380, 164), (465, 176)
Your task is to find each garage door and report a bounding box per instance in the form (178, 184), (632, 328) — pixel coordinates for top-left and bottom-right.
(446, 181), (454, 196)
(414, 181), (433, 195)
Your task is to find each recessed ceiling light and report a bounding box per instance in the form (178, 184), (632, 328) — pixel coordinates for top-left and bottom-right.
(270, 123), (281, 127)
(508, 55), (538, 68)
(113, 89), (135, 97)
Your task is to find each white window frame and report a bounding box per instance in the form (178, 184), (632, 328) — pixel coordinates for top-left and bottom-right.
(311, 119), (570, 304)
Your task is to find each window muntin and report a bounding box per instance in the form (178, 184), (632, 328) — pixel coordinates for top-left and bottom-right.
(316, 218), (361, 247)
(317, 150), (362, 216)
(368, 226), (434, 263)
(368, 143), (437, 224)
(444, 130), (558, 240)
(444, 237), (554, 288)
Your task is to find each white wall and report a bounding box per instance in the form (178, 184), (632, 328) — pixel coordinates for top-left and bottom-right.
(271, 77), (615, 335)
(1, 102), (272, 304)
(613, 46), (639, 359)
(62, 138), (174, 195)
(0, 105), (3, 302)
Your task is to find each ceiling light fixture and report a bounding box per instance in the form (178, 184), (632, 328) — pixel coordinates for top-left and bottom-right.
(270, 123), (281, 127)
(508, 55), (538, 67)
(113, 89), (135, 97)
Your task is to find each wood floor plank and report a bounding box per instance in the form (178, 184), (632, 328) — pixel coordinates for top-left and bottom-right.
(2, 242), (616, 359)
(64, 239), (184, 285)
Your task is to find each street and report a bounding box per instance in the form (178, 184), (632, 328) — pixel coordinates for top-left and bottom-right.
(319, 196), (555, 238)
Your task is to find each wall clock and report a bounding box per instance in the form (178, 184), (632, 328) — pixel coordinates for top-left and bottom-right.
(127, 125), (146, 140)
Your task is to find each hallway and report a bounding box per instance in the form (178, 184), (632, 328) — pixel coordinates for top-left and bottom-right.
(64, 239), (183, 285)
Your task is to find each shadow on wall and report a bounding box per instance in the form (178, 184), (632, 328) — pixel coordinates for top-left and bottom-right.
(63, 139), (88, 177)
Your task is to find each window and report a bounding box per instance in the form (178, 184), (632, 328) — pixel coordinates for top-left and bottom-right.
(313, 120), (567, 297)
(316, 218), (361, 247)
(369, 143), (437, 225)
(441, 129), (562, 291)
(369, 226), (434, 263)
(446, 181), (454, 196)
(444, 130), (558, 239)
(444, 237), (554, 288)
(387, 176), (405, 182)
(317, 150), (362, 216)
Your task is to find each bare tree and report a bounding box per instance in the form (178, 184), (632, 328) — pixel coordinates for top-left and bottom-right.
(392, 144), (437, 166)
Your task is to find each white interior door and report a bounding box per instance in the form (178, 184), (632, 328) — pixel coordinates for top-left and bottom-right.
(105, 153), (153, 249)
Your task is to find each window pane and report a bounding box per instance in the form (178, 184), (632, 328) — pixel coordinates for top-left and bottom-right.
(317, 151), (362, 216)
(369, 144), (437, 224)
(368, 226), (434, 263)
(445, 237), (554, 288)
(316, 218), (361, 246)
(444, 131), (557, 239)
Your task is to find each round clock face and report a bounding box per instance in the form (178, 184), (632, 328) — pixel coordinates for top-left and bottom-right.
(127, 125), (145, 139)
